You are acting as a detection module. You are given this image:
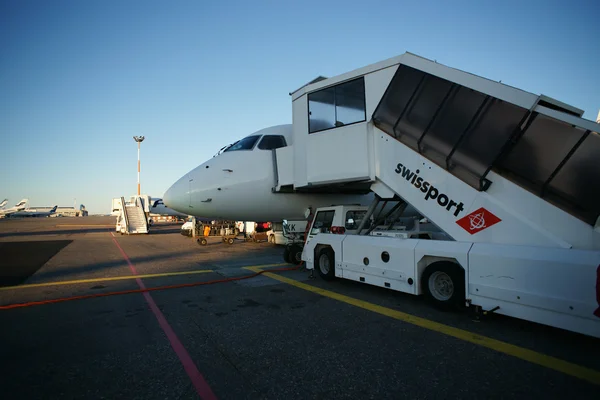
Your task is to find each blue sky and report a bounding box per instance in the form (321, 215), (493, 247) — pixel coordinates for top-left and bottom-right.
(1, 0), (598, 214)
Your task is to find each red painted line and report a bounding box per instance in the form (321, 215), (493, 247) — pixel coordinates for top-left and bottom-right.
(110, 232), (217, 400)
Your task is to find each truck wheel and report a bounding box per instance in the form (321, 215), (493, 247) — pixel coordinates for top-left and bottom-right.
(288, 244), (303, 265)
(269, 235), (275, 244)
(421, 262), (465, 310)
(316, 247), (335, 281)
(227, 238), (234, 245)
(283, 247), (291, 263)
(197, 238), (207, 246)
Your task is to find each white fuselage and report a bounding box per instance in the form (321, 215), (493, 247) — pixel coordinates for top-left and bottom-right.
(163, 125), (377, 221)
(8, 206), (57, 218)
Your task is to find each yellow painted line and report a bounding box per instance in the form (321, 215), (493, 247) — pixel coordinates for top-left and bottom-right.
(55, 224), (113, 228)
(0, 263), (288, 292)
(0, 270), (214, 291)
(245, 266), (600, 386)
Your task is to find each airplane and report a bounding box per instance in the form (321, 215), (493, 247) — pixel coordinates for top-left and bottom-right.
(149, 198), (188, 217)
(8, 205), (58, 218)
(163, 125), (416, 222)
(0, 199), (29, 218)
(147, 198), (189, 225)
(0, 199), (7, 209)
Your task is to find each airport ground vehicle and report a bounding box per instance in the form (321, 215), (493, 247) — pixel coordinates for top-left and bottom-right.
(267, 220), (309, 246)
(293, 55), (600, 338)
(287, 53), (600, 338)
(181, 217), (240, 245)
(281, 220), (310, 264)
(115, 196), (149, 235)
(267, 222), (285, 244)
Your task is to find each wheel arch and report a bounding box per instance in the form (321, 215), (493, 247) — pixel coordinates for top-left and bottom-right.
(313, 243), (334, 265)
(416, 256), (466, 297)
(314, 244), (336, 280)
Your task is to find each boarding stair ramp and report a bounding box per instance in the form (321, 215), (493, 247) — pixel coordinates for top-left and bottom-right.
(122, 197), (149, 234)
(370, 62), (600, 251)
(278, 53), (600, 251)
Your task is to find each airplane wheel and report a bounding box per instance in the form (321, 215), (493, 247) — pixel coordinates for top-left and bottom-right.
(288, 244), (303, 265)
(421, 262), (465, 311)
(227, 238), (234, 245)
(283, 247), (291, 263)
(316, 247), (335, 280)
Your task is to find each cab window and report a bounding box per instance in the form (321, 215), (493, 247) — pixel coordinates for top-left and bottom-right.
(310, 210), (335, 235)
(223, 135), (261, 152)
(345, 210), (368, 230)
(308, 77), (366, 134)
(258, 135), (287, 150)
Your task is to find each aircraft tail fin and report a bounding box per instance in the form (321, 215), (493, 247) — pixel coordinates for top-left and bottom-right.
(50, 205), (58, 214)
(15, 199), (28, 208)
(0, 199), (7, 208)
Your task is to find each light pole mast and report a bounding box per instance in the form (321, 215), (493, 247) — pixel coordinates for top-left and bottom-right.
(133, 136), (145, 196)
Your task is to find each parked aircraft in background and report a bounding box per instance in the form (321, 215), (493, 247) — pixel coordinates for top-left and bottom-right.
(8, 205), (58, 218)
(0, 199), (29, 218)
(148, 198), (188, 225)
(149, 198), (188, 218)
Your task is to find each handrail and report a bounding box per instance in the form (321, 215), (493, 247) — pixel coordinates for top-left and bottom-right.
(120, 197), (129, 232)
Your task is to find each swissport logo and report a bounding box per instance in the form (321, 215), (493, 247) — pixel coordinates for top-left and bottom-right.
(394, 163), (465, 217)
(456, 207), (501, 234)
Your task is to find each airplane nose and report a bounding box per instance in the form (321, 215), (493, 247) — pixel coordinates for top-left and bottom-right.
(163, 175), (190, 214)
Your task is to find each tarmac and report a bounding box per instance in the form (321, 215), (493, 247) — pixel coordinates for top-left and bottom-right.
(0, 216), (598, 399)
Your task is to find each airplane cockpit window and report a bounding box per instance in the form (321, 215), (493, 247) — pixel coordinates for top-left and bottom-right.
(257, 135), (287, 150)
(222, 135), (261, 152)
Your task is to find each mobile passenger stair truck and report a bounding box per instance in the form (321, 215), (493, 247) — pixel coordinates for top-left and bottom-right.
(115, 196), (150, 235)
(269, 52), (600, 339)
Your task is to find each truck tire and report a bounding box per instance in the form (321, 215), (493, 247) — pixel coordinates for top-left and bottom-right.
(283, 246), (291, 263)
(197, 238), (207, 246)
(227, 238), (234, 245)
(288, 244), (303, 265)
(421, 262), (465, 311)
(316, 247), (335, 281)
(269, 234), (275, 244)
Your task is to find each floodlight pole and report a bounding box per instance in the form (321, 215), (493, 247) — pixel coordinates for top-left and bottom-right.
(133, 136), (145, 196)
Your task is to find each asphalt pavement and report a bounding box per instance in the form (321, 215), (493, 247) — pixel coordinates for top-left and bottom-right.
(0, 216), (598, 399)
